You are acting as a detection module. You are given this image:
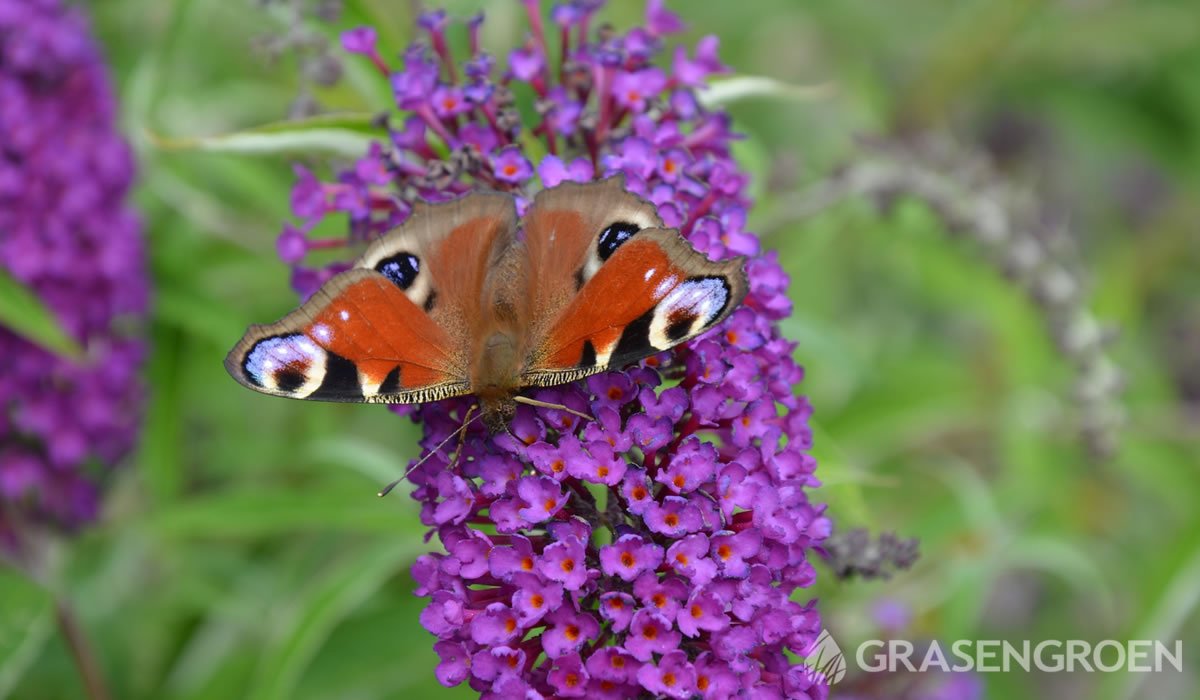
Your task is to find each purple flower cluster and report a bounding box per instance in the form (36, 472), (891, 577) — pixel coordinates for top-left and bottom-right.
(280, 2), (828, 696)
(0, 0), (146, 550)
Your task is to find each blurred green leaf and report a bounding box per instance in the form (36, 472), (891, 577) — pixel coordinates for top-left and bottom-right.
(304, 436), (416, 485)
(249, 539), (423, 700)
(1106, 526), (1200, 700)
(146, 487), (417, 538)
(0, 269), (83, 360)
(150, 113), (380, 157)
(0, 570), (54, 697)
(698, 75), (835, 107)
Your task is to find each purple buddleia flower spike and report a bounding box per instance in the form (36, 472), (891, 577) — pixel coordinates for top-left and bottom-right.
(0, 0), (146, 555)
(280, 2), (829, 697)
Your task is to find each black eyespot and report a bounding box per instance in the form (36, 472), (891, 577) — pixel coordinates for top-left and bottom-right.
(665, 315), (694, 342)
(376, 253), (420, 289)
(597, 222), (640, 261)
(274, 368), (306, 393)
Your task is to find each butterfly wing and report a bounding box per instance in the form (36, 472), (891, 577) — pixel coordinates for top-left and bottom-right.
(520, 179), (747, 386)
(226, 192), (518, 403)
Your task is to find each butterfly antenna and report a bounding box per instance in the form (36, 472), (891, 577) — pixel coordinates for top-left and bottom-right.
(512, 396), (593, 423)
(377, 405), (482, 498)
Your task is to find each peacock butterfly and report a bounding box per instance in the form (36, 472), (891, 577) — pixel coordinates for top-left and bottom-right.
(225, 177), (748, 433)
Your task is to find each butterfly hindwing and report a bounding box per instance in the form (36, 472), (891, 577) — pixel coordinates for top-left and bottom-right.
(522, 227), (748, 386)
(226, 192), (518, 403)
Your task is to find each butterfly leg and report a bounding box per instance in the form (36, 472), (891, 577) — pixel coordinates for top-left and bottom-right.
(446, 403), (478, 473)
(378, 404), (482, 497)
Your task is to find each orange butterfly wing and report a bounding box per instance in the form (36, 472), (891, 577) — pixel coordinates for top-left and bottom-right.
(520, 179), (747, 385)
(225, 192), (517, 403)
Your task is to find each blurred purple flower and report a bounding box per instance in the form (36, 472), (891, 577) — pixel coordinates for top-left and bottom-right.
(0, 0), (146, 553)
(276, 1), (828, 697)
(838, 600), (984, 700)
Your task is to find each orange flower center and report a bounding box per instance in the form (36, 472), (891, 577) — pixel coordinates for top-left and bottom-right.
(561, 558), (575, 573)
(565, 624), (581, 641)
(664, 513), (680, 527)
(663, 672), (677, 687)
(531, 594), (545, 608)
(620, 552), (636, 568)
(691, 604), (704, 618)
(717, 544), (732, 560)
(520, 557), (534, 571)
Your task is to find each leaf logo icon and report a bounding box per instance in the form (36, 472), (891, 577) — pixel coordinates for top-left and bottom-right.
(802, 628), (847, 685)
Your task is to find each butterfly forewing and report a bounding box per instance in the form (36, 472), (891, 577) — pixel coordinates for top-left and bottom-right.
(522, 228), (748, 386)
(522, 177), (664, 338)
(357, 192), (518, 343)
(226, 269), (471, 403)
(226, 192), (519, 404)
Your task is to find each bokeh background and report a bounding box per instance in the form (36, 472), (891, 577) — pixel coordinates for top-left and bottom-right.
(3, 0), (1198, 698)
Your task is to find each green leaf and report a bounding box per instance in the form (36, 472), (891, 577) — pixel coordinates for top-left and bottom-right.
(0, 570), (54, 697)
(698, 75), (835, 107)
(249, 539), (424, 700)
(150, 113), (380, 157)
(304, 436), (415, 485)
(146, 487), (417, 538)
(1104, 527), (1200, 700)
(0, 269), (83, 360)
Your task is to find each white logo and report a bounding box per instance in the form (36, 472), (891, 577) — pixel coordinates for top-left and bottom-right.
(802, 628), (847, 685)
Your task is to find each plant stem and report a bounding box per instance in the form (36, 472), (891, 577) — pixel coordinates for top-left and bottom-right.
(54, 598), (111, 700)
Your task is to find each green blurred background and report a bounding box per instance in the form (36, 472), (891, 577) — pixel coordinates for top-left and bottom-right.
(3, 0), (1199, 697)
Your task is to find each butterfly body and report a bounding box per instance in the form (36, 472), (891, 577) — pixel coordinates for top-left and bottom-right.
(471, 328), (523, 431)
(226, 178), (748, 430)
